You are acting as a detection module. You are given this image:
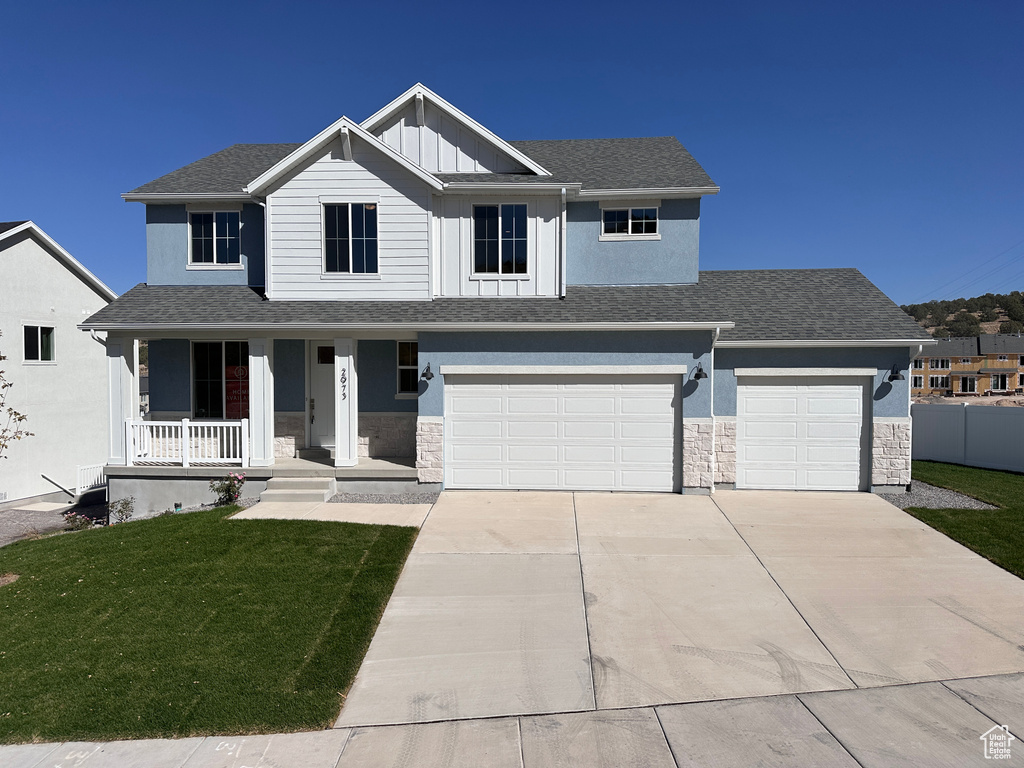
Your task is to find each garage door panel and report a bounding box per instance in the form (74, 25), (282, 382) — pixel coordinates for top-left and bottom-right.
(445, 374), (678, 491)
(451, 396), (504, 414)
(737, 377), (867, 492)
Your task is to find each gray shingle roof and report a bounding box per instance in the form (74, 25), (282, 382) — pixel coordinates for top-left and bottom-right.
(127, 137), (715, 196)
(926, 337), (979, 357)
(0, 221), (28, 236)
(128, 144), (301, 196)
(83, 268), (928, 343)
(980, 334), (1024, 354)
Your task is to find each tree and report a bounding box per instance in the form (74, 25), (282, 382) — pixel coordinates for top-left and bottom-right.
(999, 320), (1024, 335)
(943, 311), (982, 338)
(0, 331), (33, 459)
(980, 307), (999, 322)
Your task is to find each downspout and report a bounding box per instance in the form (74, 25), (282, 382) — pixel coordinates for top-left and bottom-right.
(258, 198), (271, 299)
(709, 326), (721, 494)
(559, 188), (567, 298)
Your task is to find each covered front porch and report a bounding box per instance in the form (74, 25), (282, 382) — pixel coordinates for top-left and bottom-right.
(106, 335), (422, 472)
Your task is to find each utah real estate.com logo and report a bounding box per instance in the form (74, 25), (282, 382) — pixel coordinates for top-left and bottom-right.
(980, 725), (1015, 760)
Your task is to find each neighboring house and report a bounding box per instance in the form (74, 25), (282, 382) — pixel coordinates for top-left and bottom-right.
(0, 221), (116, 507)
(82, 84), (931, 511)
(912, 335), (1024, 397)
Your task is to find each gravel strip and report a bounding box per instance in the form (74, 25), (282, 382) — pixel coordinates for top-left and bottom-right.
(879, 480), (996, 510)
(328, 492), (440, 505)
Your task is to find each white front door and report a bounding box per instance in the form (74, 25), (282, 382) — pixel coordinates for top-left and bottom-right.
(309, 343), (335, 448)
(736, 376), (868, 491)
(444, 374), (679, 491)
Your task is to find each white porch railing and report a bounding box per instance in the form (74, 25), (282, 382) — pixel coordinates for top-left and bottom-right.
(126, 419), (250, 468)
(76, 463), (106, 493)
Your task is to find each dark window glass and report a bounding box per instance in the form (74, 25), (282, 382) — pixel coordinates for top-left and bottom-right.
(224, 341), (249, 419)
(603, 209), (628, 234)
(324, 204), (350, 273)
(193, 342), (223, 419)
(397, 341), (418, 393)
(24, 325), (39, 361)
(399, 368), (418, 394)
(630, 208), (658, 234)
(40, 327), (54, 361)
(191, 213), (214, 263)
(500, 204), (527, 274)
(474, 206), (499, 273)
(317, 345), (334, 364)
(398, 341), (417, 367)
(214, 211), (240, 264)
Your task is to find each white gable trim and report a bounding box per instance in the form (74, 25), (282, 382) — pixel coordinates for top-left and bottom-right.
(0, 221), (117, 301)
(361, 83), (551, 177)
(244, 116), (443, 195)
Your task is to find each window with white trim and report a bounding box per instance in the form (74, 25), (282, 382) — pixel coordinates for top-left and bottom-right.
(1019, 355), (1024, 367)
(997, 354), (1009, 361)
(912, 359), (924, 370)
(929, 358), (950, 370)
(397, 341), (418, 394)
(929, 375), (950, 389)
(24, 325), (54, 362)
(911, 375), (923, 389)
(192, 341), (249, 419)
(992, 373), (1009, 391)
(190, 211), (240, 265)
(602, 207), (658, 237)
(473, 204), (527, 275)
(324, 203), (378, 274)
(960, 358), (972, 364)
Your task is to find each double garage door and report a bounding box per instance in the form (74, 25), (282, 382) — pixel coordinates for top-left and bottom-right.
(444, 373), (679, 491)
(736, 376), (869, 491)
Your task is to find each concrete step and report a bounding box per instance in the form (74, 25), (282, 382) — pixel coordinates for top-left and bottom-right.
(258, 488), (332, 503)
(260, 477), (333, 503)
(297, 448), (334, 461)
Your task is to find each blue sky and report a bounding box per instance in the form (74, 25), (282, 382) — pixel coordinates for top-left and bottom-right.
(1, 0), (1021, 305)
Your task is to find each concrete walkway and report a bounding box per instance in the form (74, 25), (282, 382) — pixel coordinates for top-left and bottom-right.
(5, 490), (1024, 766)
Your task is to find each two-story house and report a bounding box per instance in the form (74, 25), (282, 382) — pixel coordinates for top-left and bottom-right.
(912, 335), (1024, 397)
(82, 85), (931, 512)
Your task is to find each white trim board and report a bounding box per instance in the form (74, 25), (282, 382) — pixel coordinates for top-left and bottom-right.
(440, 365), (687, 375)
(718, 339), (936, 348)
(81, 321), (736, 333)
(734, 367), (877, 377)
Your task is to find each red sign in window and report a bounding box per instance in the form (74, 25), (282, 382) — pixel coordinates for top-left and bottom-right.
(225, 365), (249, 419)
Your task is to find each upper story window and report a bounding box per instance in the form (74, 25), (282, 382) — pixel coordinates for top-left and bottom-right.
(997, 354), (1009, 361)
(960, 358), (972, 364)
(912, 359), (924, 370)
(324, 203), (378, 274)
(397, 341), (418, 395)
(1020, 355), (1024, 367)
(473, 204), (527, 275)
(929, 358), (950, 370)
(601, 207), (659, 240)
(190, 211), (240, 266)
(24, 325), (55, 362)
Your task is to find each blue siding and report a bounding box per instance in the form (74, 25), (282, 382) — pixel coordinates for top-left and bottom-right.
(274, 339), (305, 412)
(565, 198), (700, 286)
(358, 340), (418, 413)
(714, 348), (912, 418)
(417, 331), (713, 417)
(146, 204), (265, 287)
(148, 339), (191, 412)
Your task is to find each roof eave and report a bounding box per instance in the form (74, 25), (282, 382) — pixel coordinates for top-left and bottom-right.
(718, 338), (937, 348)
(80, 320), (737, 334)
(122, 193), (255, 203)
(576, 186), (721, 199)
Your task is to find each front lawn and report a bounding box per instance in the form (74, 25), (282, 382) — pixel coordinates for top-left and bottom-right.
(0, 507), (416, 744)
(908, 460), (1024, 580)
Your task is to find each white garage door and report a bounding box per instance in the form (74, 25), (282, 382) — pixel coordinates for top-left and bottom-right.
(444, 374), (679, 491)
(736, 376), (869, 491)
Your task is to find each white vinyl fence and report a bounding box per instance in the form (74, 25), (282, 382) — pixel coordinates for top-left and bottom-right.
(912, 403), (1024, 472)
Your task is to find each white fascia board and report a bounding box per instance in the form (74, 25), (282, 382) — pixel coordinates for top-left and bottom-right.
(717, 338), (938, 348)
(734, 367), (878, 377)
(441, 364), (688, 375)
(121, 193), (254, 203)
(441, 182), (575, 195)
(2, 221), (117, 301)
(80, 321), (736, 333)
(575, 186), (721, 199)
(244, 117), (443, 195)
(360, 83), (551, 177)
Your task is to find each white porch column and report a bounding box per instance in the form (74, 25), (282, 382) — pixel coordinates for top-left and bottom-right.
(248, 338), (275, 467)
(106, 336), (136, 465)
(334, 338), (358, 467)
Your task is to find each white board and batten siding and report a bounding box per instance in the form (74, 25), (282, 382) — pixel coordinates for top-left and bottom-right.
(736, 375), (870, 491)
(375, 101), (526, 174)
(267, 135), (431, 301)
(444, 374), (680, 491)
(433, 195), (561, 298)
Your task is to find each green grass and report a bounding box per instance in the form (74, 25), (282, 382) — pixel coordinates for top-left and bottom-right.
(907, 460), (1024, 580)
(0, 507), (416, 744)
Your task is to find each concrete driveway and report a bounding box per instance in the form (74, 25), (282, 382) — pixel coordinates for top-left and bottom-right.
(338, 489), (1024, 728)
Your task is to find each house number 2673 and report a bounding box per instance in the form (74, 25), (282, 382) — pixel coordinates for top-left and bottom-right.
(339, 368), (347, 400)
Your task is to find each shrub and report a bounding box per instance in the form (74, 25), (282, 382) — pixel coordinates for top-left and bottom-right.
(110, 496), (135, 524)
(210, 472), (246, 506)
(63, 510), (94, 531)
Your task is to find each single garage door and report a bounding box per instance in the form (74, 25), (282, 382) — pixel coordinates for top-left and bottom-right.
(736, 376), (869, 491)
(444, 373), (679, 491)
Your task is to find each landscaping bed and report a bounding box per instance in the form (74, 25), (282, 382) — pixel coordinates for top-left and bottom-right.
(907, 460), (1024, 580)
(0, 506), (416, 744)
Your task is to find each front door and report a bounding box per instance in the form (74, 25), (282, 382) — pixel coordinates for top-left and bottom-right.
(309, 343), (335, 448)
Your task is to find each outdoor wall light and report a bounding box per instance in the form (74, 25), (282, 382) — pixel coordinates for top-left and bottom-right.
(421, 363), (434, 381)
(694, 363), (708, 380)
(888, 364), (905, 382)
